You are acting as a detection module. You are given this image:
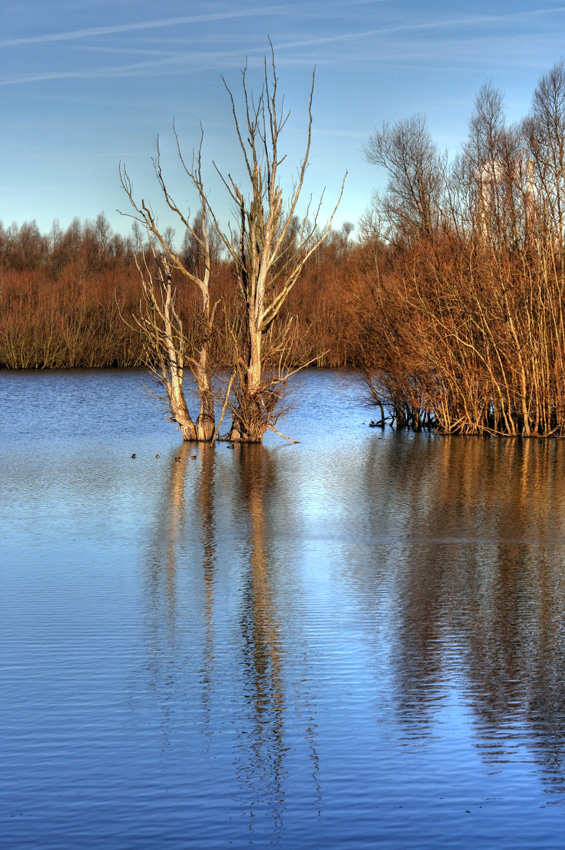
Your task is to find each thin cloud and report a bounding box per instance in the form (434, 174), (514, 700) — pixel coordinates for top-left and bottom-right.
(1, 7), (287, 48)
(271, 6), (565, 52)
(0, 57), (213, 86)
(72, 46), (180, 57)
(3, 5), (564, 87)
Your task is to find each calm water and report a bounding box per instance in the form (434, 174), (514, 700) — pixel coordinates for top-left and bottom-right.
(2, 369), (565, 849)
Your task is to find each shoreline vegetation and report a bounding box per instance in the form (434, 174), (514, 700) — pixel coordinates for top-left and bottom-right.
(4, 60), (565, 437)
(0, 212), (358, 372)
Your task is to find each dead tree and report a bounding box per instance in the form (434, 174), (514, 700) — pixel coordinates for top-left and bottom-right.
(364, 114), (444, 244)
(131, 244), (199, 440)
(120, 48), (343, 443)
(212, 47), (345, 442)
(120, 132), (217, 441)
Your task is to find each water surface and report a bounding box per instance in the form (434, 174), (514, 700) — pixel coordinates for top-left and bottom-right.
(2, 369), (565, 848)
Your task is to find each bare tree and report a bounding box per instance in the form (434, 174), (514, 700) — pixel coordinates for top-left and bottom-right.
(463, 83), (526, 250)
(120, 47), (343, 443)
(524, 61), (565, 256)
(364, 114), (444, 244)
(120, 131), (218, 441)
(212, 47), (345, 442)
(358, 64), (565, 437)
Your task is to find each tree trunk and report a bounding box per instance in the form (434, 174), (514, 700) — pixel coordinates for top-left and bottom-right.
(169, 372), (197, 441)
(195, 346), (215, 441)
(229, 320), (264, 442)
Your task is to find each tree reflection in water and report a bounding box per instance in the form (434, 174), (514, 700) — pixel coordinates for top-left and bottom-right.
(9, 370), (565, 847)
(135, 424), (565, 832)
(138, 441), (194, 743)
(357, 435), (565, 796)
(137, 441), (321, 836)
(233, 446), (286, 830)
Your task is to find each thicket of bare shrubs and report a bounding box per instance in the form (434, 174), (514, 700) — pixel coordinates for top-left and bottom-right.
(356, 61), (565, 437)
(0, 214), (357, 371)
(0, 216), (142, 368)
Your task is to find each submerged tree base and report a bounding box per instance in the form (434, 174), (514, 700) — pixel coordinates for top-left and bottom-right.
(367, 388), (565, 438)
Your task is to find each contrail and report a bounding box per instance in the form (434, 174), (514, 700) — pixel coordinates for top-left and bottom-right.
(1, 7), (286, 48)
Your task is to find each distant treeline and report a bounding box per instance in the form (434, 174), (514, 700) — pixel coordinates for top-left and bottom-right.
(0, 213), (369, 370)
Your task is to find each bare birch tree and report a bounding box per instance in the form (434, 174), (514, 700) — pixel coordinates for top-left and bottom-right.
(364, 115), (444, 244)
(120, 132), (218, 441)
(121, 47), (343, 443)
(212, 47), (345, 442)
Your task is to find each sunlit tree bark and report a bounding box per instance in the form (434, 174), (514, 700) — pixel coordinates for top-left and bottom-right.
(359, 62), (565, 437)
(120, 133), (217, 441)
(120, 48), (343, 443)
(211, 47), (345, 442)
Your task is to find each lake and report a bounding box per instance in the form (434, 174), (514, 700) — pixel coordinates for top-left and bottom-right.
(2, 368), (565, 848)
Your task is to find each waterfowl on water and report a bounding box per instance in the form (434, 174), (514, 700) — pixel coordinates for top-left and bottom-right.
(131, 453), (136, 459)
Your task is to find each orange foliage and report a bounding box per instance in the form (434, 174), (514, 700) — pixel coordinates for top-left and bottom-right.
(0, 216), (361, 369)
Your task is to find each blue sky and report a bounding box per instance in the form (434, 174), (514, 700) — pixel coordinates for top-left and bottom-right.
(2, 0), (565, 240)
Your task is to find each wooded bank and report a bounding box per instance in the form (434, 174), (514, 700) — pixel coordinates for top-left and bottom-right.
(0, 215), (360, 371)
(4, 60), (565, 438)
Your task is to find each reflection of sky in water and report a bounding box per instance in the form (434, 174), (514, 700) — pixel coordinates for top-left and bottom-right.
(2, 369), (565, 848)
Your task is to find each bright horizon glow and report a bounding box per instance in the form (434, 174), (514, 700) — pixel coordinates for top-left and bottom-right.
(2, 0), (564, 240)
